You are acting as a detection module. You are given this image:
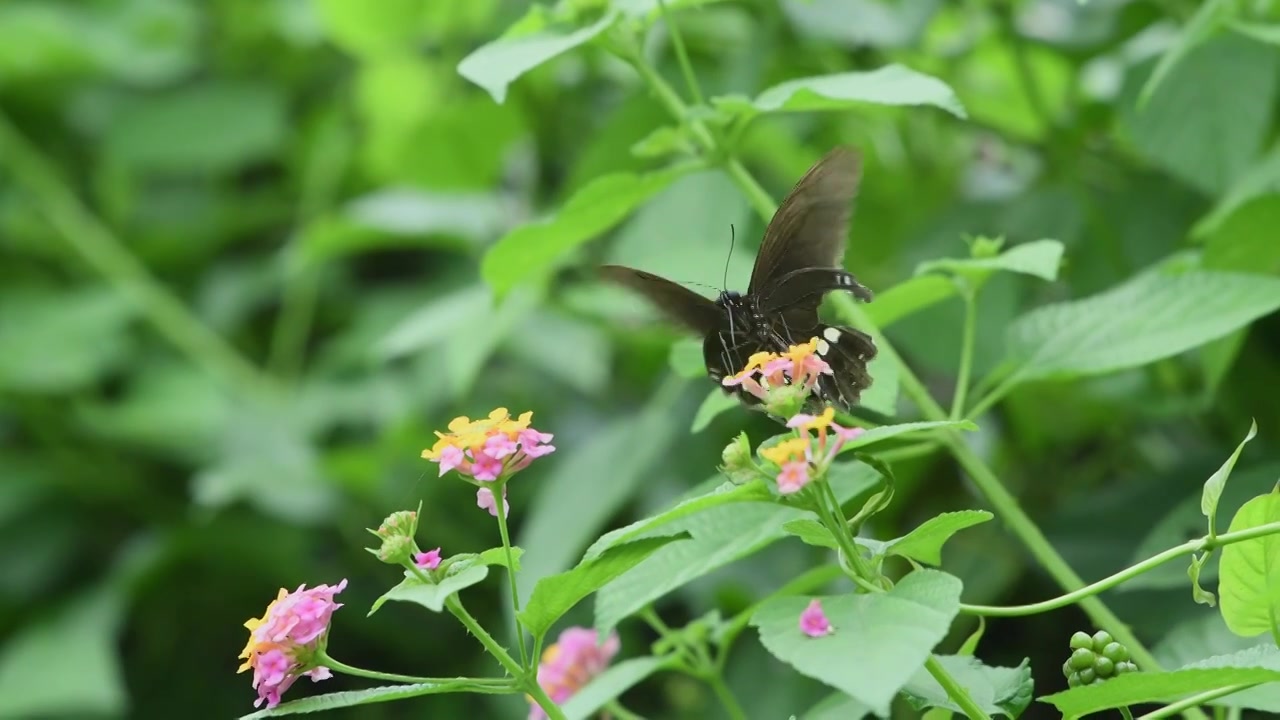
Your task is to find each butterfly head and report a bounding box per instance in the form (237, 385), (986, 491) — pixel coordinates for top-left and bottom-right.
(716, 289), (743, 308)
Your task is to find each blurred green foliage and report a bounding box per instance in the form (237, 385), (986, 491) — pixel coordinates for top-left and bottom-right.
(3, 0), (1280, 718)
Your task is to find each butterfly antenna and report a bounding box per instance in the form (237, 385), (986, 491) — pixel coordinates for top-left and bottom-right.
(722, 224), (735, 290)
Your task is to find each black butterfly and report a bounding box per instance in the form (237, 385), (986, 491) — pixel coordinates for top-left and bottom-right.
(600, 146), (877, 413)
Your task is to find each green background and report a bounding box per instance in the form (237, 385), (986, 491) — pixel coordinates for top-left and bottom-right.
(3, 0), (1280, 718)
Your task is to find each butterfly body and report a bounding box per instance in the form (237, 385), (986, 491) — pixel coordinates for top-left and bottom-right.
(601, 146), (878, 413)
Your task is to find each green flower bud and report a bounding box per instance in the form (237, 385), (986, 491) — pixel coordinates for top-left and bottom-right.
(1068, 648), (1095, 671)
(721, 432), (756, 484)
(1094, 657), (1115, 678)
(374, 510), (418, 539)
(1061, 660), (1074, 678)
(1078, 668), (1096, 685)
(1102, 642), (1129, 663)
(376, 534), (414, 565)
(1067, 672), (1081, 688)
(1069, 631), (1093, 650)
(1091, 631), (1113, 651)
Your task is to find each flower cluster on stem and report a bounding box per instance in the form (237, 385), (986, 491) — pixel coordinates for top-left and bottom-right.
(422, 408), (555, 516)
(237, 580), (347, 708)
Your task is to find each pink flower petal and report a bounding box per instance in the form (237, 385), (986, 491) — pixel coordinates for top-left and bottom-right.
(799, 598), (833, 637)
(414, 548), (442, 570)
(477, 487), (510, 517)
(776, 461), (810, 494)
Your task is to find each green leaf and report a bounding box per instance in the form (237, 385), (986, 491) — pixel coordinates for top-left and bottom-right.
(1218, 492), (1280, 637)
(368, 564), (489, 615)
(1005, 265), (1280, 384)
(864, 274), (957, 328)
(583, 479), (775, 560)
(1040, 644), (1280, 718)
(715, 66), (966, 118)
(1189, 551), (1216, 606)
(835, 420), (977, 457)
(1154, 613), (1280, 712)
(457, 10), (618, 104)
(1203, 420), (1258, 536)
(1193, 143), (1280, 239)
(560, 657), (666, 720)
(902, 655), (1033, 718)
(105, 81), (287, 174)
(801, 692), (872, 720)
(0, 588), (126, 717)
(1201, 195), (1280, 275)
(690, 389), (739, 432)
(593, 464), (880, 633)
(482, 164), (693, 297)
(884, 511), (995, 566)
(0, 285), (134, 392)
(1126, 33), (1279, 196)
(1231, 21), (1280, 46)
(1137, 0), (1231, 108)
(782, 518), (837, 549)
(915, 239), (1064, 284)
(520, 535), (687, 640)
(313, 0), (428, 56)
(751, 570), (963, 716)
(669, 337), (706, 378)
(858, 350), (900, 417)
(477, 546), (524, 571)
(236, 681), (487, 718)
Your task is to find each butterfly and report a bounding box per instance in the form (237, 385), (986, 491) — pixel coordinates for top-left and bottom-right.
(600, 146), (878, 413)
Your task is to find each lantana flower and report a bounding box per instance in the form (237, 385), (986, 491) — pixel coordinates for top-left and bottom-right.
(800, 598), (834, 637)
(422, 408), (554, 516)
(721, 337), (833, 417)
(528, 627), (620, 720)
(758, 407), (865, 495)
(414, 548), (442, 570)
(238, 580), (347, 708)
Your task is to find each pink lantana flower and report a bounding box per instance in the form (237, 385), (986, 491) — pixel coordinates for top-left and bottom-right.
(414, 548), (442, 570)
(238, 580), (347, 708)
(722, 338), (835, 416)
(528, 627), (621, 720)
(421, 409), (555, 516)
(776, 460), (811, 494)
(477, 486), (509, 517)
(756, 407), (866, 495)
(799, 598), (833, 637)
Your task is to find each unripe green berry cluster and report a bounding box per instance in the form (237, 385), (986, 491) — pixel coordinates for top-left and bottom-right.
(1063, 631), (1139, 687)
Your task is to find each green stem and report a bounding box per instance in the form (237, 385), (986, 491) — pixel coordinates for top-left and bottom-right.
(492, 482), (530, 668)
(0, 111), (274, 396)
(316, 654), (514, 691)
(655, 0), (705, 106)
(445, 596), (524, 678)
(706, 674), (748, 720)
(817, 481), (875, 582)
(951, 285), (977, 420)
(1138, 685), (1257, 720)
(960, 519), (1280, 616)
(605, 699), (648, 720)
(924, 656), (991, 720)
(267, 261), (320, 380)
(964, 372), (1021, 421)
(1122, 707), (1136, 720)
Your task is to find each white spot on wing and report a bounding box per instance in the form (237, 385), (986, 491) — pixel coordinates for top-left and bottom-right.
(823, 327), (842, 343)
(817, 339), (830, 355)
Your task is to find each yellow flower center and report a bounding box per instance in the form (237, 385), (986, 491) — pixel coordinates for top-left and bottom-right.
(760, 438), (808, 466)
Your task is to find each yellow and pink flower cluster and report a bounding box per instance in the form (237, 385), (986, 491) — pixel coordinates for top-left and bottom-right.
(237, 580), (347, 709)
(421, 408), (555, 516)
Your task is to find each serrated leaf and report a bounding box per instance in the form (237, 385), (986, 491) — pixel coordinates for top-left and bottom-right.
(885, 511), (995, 566)
(1039, 645), (1280, 719)
(915, 239), (1064, 283)
(482, 164), (693, 297)
(1193, 143), (1280, 239)
(1137, 0), (1231, 107)
(457, 10), (618, 104)
(691, 389), (739, 432)
(751, 570), (963, 716)
(593, 464), (880, 633)
(902, 655), (1033, 718)
(1218, 492), (1280, 637)
(782, 518), (837, 549)
(368, 564), (489, 615)
(583, 480), (775, 561)
(715, 66), (966, 118)
(1005, 266), (1280, 384)
(1203, 420), (1258, 536)
(521, 536), (687, 640)
(835, 420), (977, 458)
(236, 681), (488, 719)
(560, 657), (666, 720)
(1154, 614), (1280, 712)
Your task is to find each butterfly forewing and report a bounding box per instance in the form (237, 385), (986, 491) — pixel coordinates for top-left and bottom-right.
(599, 265), (724, 335)
(747, 147), (862, 295)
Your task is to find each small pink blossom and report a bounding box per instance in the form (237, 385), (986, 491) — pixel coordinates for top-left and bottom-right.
(776, 461), (810, 494)
(437, 445), (465, 476)
(485, 434), (519, 459)
(477, 486), (509, 517)
(471, 450), (505, 482)
(414, 548), (442, 570)
(529, 627), (621, 720)
(238, 580), (347, 708)
(800, 599), (833, 637)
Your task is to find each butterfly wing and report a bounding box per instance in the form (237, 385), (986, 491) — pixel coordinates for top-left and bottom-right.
(747, 147), (862, 296)
(599, 265), (725, 335)
(812, 324), (878, 412)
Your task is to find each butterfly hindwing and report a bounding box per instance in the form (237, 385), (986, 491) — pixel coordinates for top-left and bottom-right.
(812, 324), (877, 411)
